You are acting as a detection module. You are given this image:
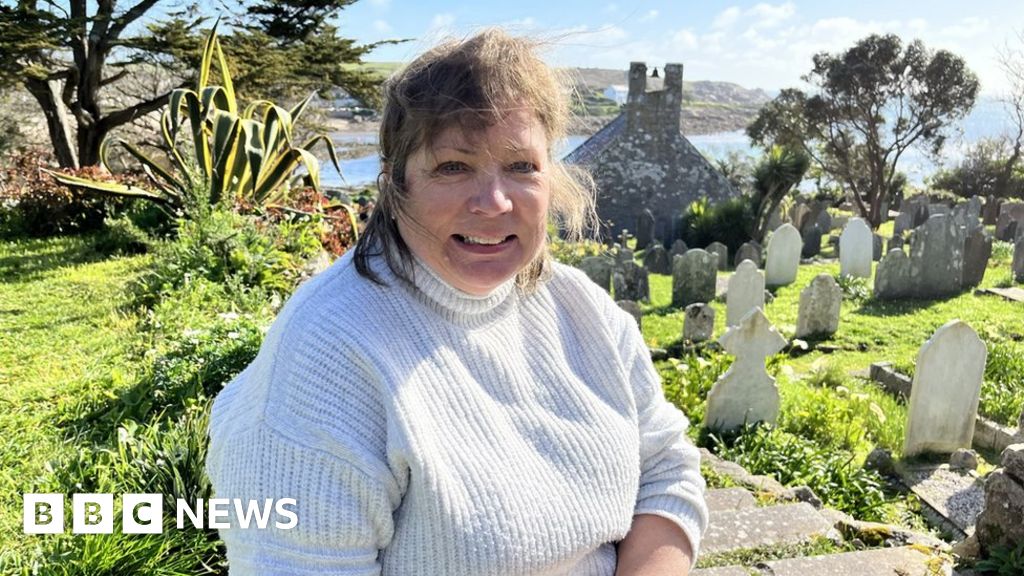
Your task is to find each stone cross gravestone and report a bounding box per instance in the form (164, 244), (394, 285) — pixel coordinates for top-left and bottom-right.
(705, 308), (789, 432)
(613, 261), (650, 302)
(726, 260), (765, 327)
(672, 249), (717, 308)
(765, 223), (802, 287)
(706, 242), (729, 271)
(840, 217), (873, 279)
(683, 303), (715, 342)
(904, 320), (987, 457)
(795, 274), (842, 338)
(578, 256), (614, 292)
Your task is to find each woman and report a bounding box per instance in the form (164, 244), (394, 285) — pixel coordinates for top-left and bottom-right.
(206, 29), (708, 575)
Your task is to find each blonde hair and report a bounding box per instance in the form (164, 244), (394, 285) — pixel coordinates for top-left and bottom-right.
(354, 28), (597, 293)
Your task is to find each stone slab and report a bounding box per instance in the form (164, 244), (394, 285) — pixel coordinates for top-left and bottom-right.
(764, 546), (947, 576)
(706, 487), (757, 513)
(976, 286), (1024, 303)
(899, 464), (985, 537)
(692, 567), (751, 576)
(701, 502), (833, 555)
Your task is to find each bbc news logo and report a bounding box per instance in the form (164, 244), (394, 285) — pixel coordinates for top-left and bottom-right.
(23, 494), (298, 534)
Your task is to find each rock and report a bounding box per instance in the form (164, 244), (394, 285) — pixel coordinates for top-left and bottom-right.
(705, 487), (757, 513)
(1001, 443), (1024, 484)
(975, 468), (1024, 554)
(764, 546), (952, 576)
(683, 303), (716, 343)
(765, 223), (802, 287)
(649, 347), (668, 361)
(726, 259), (765, 327)
(701, 503), (834, 555)
(864, 447), (895, 476)
(795, 274), (842, 338)
(904, 320), (987, 457)
(785, 485), (823, 509)
(950, 448), (979, 471)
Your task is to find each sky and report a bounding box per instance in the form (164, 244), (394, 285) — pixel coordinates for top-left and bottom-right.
(335, 0), (1024, 96)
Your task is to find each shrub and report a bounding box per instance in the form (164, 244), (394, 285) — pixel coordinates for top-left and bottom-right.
(835, 273), (870, 301)
(549, 236), (607, 267)
(660, 350), (733, 424)
(975, 542), (1024, 576)
(679, 196), (756, 256)
(981, 341), (1024, 427)
(931, 137), (1024, 200)
(709, 424), (888, 521)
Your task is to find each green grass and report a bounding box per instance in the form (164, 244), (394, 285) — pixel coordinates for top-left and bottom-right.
(0, 235), (149, 561)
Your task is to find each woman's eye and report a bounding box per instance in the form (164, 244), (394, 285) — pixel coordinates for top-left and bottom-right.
(509, 161), (539, 174)
(436, 161), (469, 175)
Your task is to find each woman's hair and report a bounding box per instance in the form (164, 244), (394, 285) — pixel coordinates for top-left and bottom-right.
(353, 28), (597, 293)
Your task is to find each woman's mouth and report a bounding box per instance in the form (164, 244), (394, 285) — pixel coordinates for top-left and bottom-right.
(455, 234), (515, 246)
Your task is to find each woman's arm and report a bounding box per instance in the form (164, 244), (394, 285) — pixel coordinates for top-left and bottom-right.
(615, 514), (694, 576)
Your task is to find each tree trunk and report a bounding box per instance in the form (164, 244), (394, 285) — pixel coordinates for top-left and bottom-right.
(24, 78), (79, 169)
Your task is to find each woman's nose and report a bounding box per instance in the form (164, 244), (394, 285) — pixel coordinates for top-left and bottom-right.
(470, 171), (514, 216)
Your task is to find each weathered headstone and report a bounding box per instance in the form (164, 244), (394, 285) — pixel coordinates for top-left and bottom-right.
(789, 202), (811, 231)
(669, 239), (688, 259)
(765, 223), (801, 287)
(683, 303), (715, 342)
(672, 249), (717, 308)
(928, 203), (950, 218)
(795, 274), (842, 338)
(904, 320), (987, 457)
(615, 247), (635, 266)
(886, 235), (904, 255)
(705, 308), (789, 432)
(635, 210), (655, 250)
(578, 256), (614, 292)
(961, 228), (992, 288)
(840, 218), (873, 279)
(893, 212), (914, 239)
(800, 222), (822, 258)
(982, 196), (1000, 226)
(734, 241), (762, 268)
(642, 243), (671, 274)
(613, 261), (650, 302)
(726, 260), (765, 327)
(617, 300), (642, 328)
(872, 233), (883, 261)
(1014, 237), (1024, 283)
(706, 242), (729, 271)
(910, 214), (966, 298)
(874, 248), (911, 300)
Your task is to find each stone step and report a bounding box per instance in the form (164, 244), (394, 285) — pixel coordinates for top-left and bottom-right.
(706, 487), (758, 513)
(762, 546), (951, 575)
(702, 502), (835, 555)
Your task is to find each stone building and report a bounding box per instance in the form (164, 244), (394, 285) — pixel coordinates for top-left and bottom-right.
(565, 62), (738, 247)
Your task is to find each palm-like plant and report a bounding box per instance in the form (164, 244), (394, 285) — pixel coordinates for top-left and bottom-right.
(752, 144), (810, 241)
(47, 21), (355, 235)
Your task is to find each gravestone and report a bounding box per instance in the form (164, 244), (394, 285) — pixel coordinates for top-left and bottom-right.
(961, 228), (992, 288)
(705, 308), (789, 432)
(874, 248), (911, 299)
(706, 242), (729, 271)
(765, 223), (802, 287)
(893, 212), (914, 238)
(982, 196), (1000, 226)
(795, 274), (842, 338)
(1014, 237), (1024, 283)
(734, 241), (762, 268)
(839, 218), (873, 279)
(928, 203), (950, 218)
(615, 247), (635, 266)
(904, 320), (987, 457)
(613, 261), (650, 302)
(642, 243), (671, 274)
(996, 202), (1024, 241)
(635, 210), (655, 250)
(887, 235), (904, 255)
(726, 260), (765, 327)
(789, 202), (811, 231)
(911, 215), (966, 298)
(967, 195), (983, 222)
(683, 303), (715, 342)
(618, 229), (631, 249)
(800, 223), (822, 258)
(669, 239), (688, 259)
(578, 256), (614, 292)
(872, 234), (883, 261)
(672, 249), (717, 308)
(617, 300), (642, 328)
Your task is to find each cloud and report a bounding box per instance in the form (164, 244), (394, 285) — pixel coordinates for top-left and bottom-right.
(431, 13), (455, 29)
(640, 10), (659, 23)
(672, 29), (697, 51)
(713, 7), (741, 30)
(747, 2), (796, 29)
(373, 20), (392, 33)
(940, 17), (989, 39)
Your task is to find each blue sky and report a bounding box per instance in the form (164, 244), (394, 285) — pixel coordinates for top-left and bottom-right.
(335, 1), (1024, 95)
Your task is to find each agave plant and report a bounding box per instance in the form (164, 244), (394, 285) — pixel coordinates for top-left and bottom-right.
(47, 21), (355, 236)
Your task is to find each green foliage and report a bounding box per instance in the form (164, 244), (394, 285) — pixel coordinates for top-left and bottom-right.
(752, 145), (810, 240)
(660, 351), (734, 423)
(680, 196), (756, 256)
(975, 542), (1024, 576)
(835, 273), (870, 301)
(713, 151), (754, 192)
(548, 237), (608, 267)
(931, 137), (1024, 200)
(710, 424), (888, 521)
(748, 34), (979, 228)
(991, 240), (1015, 267)
(980, 341), (1024, 426)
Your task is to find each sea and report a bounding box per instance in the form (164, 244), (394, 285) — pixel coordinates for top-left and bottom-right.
(320, 96), (1015, 190)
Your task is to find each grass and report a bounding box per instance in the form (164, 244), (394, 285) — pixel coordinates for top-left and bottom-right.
(0, 235), (149, 561)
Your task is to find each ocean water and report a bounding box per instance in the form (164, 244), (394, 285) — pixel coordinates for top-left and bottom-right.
(320, 97), (1016, 189)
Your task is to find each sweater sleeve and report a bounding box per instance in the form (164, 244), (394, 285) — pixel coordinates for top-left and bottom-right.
(206, 302), (405, 576)
(617, 308), (710, 563)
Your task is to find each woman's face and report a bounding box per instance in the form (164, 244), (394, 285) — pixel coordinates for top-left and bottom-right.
(397, 109), (551, 296)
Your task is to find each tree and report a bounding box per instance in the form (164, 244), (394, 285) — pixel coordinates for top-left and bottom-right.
(747, 34), (979, 228)
(751, 145), (809, 242)
(0, 0), (392, 169)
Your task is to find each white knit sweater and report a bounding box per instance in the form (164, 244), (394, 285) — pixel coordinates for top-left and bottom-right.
(206, 250), (708, 575)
